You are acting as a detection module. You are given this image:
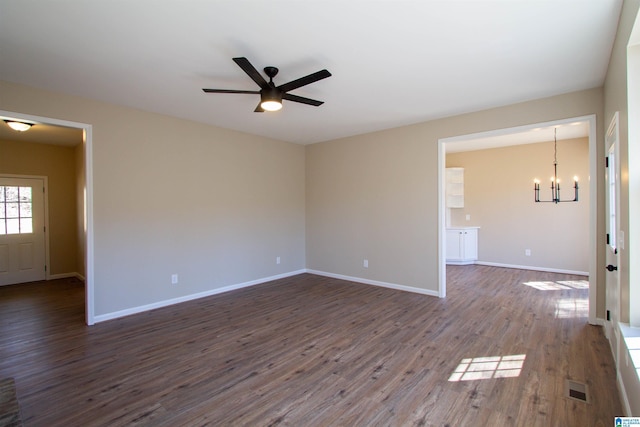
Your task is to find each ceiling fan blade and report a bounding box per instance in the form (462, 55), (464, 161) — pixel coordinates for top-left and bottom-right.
(254, 103), (265, 113)
(202, 89), (260, 94)
(277, 69), (331, 93)
(282, 93), (324, 106)
(233, 57), (269, 89)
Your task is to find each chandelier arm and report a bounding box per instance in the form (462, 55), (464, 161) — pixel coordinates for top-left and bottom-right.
(533, 126), (579, 204)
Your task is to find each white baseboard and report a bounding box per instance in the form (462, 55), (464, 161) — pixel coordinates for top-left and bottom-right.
(618, 368), (633, 416)
(305, 269), (439, 297)
(48, 272), (85, 281)
(474, 261), (588, 276)
(93, 269), (306, 323)
(91, 264), (581, 324)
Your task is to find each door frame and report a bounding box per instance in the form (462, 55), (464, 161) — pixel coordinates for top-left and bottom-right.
(0, 174), (49, 283)
(437, 114), (598, 324)
(604, 112), (621, 347)
(0, 109), (95, 325)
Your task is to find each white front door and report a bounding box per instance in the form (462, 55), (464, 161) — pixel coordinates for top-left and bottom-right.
(0, 177), (46, 286)
(604, 113), (621, 360)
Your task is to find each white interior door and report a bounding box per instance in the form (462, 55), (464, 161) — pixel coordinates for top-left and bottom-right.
(0, 177), (46, 286)
(604, 113), (621, 359)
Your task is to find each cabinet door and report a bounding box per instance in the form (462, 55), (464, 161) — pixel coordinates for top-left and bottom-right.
(446, 229), (462, 260)
(462, 229), (478, 260)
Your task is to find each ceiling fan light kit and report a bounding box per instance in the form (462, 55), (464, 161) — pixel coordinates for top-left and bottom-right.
(260, 100), (282, 112)
(260, 84), (283, 111)
(203, 57), (331, 112)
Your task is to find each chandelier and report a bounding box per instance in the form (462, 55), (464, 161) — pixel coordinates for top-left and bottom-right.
(534, 128), (579, 203)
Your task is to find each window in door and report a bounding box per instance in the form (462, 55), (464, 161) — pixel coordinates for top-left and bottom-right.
(607, 145), (617, 252)
(0, 186), (34, 235)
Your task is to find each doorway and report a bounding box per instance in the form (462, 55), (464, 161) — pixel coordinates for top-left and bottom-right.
(438, 115), (598, 324)
(0, 110), (94, 325)
(0, 176), (46, 285)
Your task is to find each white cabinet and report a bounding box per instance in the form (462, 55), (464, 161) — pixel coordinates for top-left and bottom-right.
(446, 227), (479, 265)
(446, 167), (464, 208)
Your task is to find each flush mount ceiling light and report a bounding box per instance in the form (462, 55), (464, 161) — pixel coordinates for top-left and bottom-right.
(4, 120), (32, 132)
(533, 128), (579, 203)
(203, 57), (331, 112)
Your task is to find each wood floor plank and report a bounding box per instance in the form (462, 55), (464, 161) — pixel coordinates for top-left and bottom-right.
(0, 266), (623, 426)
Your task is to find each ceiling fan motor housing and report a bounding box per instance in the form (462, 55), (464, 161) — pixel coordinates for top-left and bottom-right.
(264, 66), (279, 80)
(261, 86), (282, 103)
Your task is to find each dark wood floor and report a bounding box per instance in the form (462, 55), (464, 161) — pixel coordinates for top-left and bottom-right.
(0, 267), (622, 426)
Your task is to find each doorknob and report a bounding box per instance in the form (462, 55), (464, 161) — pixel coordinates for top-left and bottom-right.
(606, 264), (618, 272)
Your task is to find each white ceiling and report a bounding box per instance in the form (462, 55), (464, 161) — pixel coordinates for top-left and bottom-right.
(0, 0), (622, 145)
(0, 119), (83, 147)
(445, 121), (590, 153)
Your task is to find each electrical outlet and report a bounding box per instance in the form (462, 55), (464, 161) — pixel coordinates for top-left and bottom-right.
(525, 249), (531, 256)
(171, 274), (178, 285)
(363, 259), (369, 268)
(276, 256), (281, 265)
(465, 214), (471, 221)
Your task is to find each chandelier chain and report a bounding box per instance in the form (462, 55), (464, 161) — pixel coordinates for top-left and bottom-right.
(554, 128), (558, 166)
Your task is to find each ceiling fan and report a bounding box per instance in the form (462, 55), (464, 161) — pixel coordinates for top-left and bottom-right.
(202, 57), (331, 112)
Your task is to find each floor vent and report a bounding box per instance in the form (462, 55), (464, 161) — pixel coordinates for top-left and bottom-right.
(565, 379), (589, 403)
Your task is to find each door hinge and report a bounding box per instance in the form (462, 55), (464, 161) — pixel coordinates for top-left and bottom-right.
(44, 265), (47, 272)
(606, 233), (610, 244)
(607, 310), (611, 321)
(605, 156), (609, 168)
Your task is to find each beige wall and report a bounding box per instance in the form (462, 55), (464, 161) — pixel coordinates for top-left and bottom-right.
(447, 138), (589, 273)
(307, 88), (603, 297)
(603, 0), (640, 416)
(0, 80), (306, 317)
(0, 139), (79, 276)
(306, 129), (433, 287)
(0, 84), (606, 316)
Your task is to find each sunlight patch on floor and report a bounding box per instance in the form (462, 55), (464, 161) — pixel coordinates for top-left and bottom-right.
(523, 280), (588, 291)
(448, 354), (526, 382)
(554, 298), (588, 319)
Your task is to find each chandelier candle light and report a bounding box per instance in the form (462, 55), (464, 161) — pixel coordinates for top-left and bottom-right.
(533, 128), (579, 203)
